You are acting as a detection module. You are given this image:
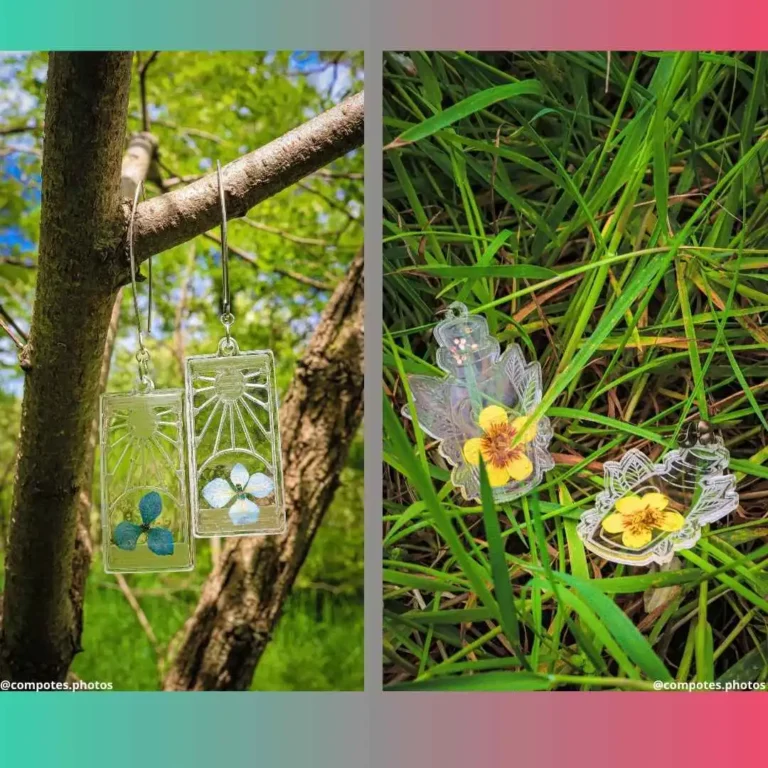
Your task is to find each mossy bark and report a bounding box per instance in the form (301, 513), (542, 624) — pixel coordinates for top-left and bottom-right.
(0, 52), (133, 682)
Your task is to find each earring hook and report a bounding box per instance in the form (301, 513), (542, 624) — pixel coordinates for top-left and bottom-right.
(217, 160), (235, 348)
(128, 180), (153, 391)
(680, 418), (719, 447)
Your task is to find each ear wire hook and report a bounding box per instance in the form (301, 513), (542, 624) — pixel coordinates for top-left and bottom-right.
(680, 418), (719, 448)
(217, 160), (235, 352)
(128, 180), (153, 391)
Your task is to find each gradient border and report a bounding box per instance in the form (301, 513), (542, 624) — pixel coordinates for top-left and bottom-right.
(2, 3), (768, 767)
(0, 0), (368, 50)
(2, 0), (763, 50)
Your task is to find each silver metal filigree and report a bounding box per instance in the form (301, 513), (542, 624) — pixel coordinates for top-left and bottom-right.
(403, 302), (554, 502)
(100, 389), (194, 573)
(100, 182), (194, 574)
(577, 430), (739, 566)
(186, 340), (285, 537)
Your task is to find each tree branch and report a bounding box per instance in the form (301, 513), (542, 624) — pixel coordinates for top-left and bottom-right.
(120, 132), (158, 200)
(0, 146), (42, 159)
(114, 574), (163, 665)
(131, 91), (364, 267)
(297, 180), (360, 222)
(131, 116), (224, 145)
(0, 304), (27, 349)
(0, 258), (35, 269)
(202, 232), (333, 292)
(0, 122), (39, 137)
(164, 249), (364, 690)
(138, 51), (160, 133)
(239, 216), (339, 248)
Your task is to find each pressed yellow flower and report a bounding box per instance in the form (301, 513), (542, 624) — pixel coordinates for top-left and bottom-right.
(462, 405), (537, 487)
(601, 492), (685, 549)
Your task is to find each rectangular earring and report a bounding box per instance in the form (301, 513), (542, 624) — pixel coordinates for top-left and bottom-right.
(100, 182), (195, 574)
(185, 162), (285, 538)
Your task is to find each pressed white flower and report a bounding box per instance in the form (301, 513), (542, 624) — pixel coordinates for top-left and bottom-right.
(202, 463), (274, 525)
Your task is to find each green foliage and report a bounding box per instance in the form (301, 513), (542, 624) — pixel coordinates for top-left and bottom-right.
(68, 468), (364, 691)
(383, 51), (768, 691)
(0, 51), (363, 690)
(250, 591), (363, 691)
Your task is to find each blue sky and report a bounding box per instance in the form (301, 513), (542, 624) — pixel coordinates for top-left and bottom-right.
(289, 50), (358, 103)
(0, 53), (40, 255)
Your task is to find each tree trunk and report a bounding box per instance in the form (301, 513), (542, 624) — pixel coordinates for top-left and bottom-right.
(164, 249), (364, 691)
(70, 295), (122, 646)
(0, 52), (133, 682)
(71, 132), (159, 647)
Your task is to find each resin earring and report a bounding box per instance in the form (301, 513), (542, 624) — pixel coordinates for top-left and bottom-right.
(185, 162), (285, 538)
(403, 301), (554, 502)
(100, 182), (194, 573)
(577, 421), (739, 566)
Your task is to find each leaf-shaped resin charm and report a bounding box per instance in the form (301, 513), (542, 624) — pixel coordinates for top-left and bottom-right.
(403, 302), (554, 502)
(577, 429), (739, 566)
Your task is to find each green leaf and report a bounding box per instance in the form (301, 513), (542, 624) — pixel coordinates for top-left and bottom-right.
(398, 264), (556, 280)
(478, 459), (528, 669)
(553, 571), (674, 681)
(383, 395), (498, 611)
(386, 81), (543, 148)
(390, 671), (554, 691)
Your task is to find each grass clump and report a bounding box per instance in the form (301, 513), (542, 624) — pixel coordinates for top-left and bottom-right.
(383, 51), (768, 691)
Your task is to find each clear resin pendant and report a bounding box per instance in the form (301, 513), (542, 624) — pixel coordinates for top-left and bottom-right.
(186, 337), (285, 537)
(100, 384), (194, 573)
(577, 424), (739, 566)
(403, 302), (554, 502)
(101, 180), (194, 575)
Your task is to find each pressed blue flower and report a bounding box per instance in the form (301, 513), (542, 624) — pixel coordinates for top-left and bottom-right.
(114, 491), (174, 556)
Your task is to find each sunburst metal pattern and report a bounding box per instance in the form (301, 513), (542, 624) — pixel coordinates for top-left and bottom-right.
(186, 349), (285, 537)
(100, 389), (194, 573)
